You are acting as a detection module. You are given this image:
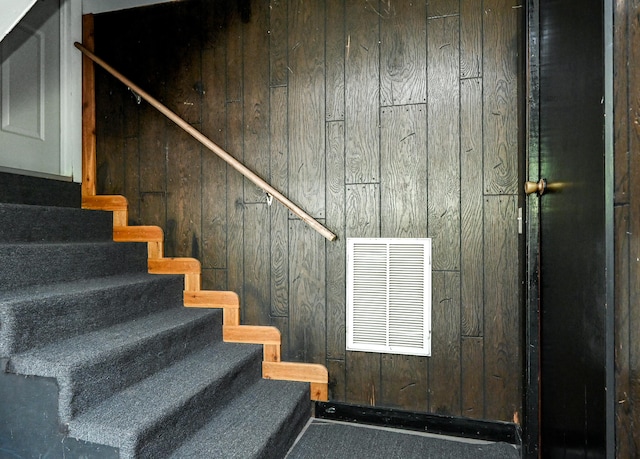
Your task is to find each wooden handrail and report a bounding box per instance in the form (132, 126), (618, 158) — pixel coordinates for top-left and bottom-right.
(74, 42), (337, 242)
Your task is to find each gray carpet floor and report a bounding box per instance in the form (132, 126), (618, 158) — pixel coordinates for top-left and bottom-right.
(286, 419), (520, 459)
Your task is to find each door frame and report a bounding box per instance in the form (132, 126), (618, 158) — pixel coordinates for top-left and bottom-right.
(523, 0), (615, 457)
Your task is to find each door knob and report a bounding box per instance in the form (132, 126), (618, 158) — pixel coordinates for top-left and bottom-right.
(524, 179), (547, 196)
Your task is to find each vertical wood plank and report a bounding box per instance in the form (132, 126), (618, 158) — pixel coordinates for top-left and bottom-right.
(381, 104), (428, 238)
(269, 0), (288, 87)
(288, 0), (326, 218)
(166, 125), (202, 259)
(226, 9), (244, 296)
(483, 0), (520, 195)
(289, 219), (326, 364)
(270, 86), (289, 317)
(427, 16), (460, 271)
(328, 358), (347, 402)
(429, 271), (461, 416)
(345, 0), (380, 184)
(271, 315), (290, 360)
(614, 205), (631, 456)
(140, 192), (166, 232)
(613, 0), (629, 205)
(326, 121), (346, 359)
(138, 106), (167, 193)
(380, 354), (428, 411)
(201, 41), (228, 270)
(243, 0), (271, 203)
(380, 0), (427, 107)
(460, 0), (482, 79)
(461, 336), (484, 419)
(326, 0), (345, 121)
(124, 137), (140, 225)
(95, 74), (125, 196)
(345, 182), (381, 404)
(202, 268), (228, 292)
(484, 195), (520, 422)
(427, 0), (459, 18)
(460, 78), (484, 337)
(244, 203), (271, 325)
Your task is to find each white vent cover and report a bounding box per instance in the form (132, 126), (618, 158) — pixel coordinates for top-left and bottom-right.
(346, 238), (431, 356)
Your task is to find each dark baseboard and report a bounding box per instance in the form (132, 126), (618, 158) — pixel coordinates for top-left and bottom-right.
(0, 172), (81, 208)
(315, 401), (521, 446)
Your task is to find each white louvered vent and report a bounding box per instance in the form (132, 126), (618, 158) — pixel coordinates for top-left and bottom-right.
(346, 238), (431, 356)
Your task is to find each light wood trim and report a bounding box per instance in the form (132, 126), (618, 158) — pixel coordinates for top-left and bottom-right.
(223, 308), (240, 326)
(148, 257), (201, 274)
(81, 15), (96, 198)
(113, 225), (163, 242)
(223, 325), (281, 345)
(82, 195), (128, 211)
(264, 344), (281, 363)
(147, 241), (163, 259)
(74, 42), (337, 242)
(262, 361), (328, 384)
(184, 273), (201, 292)
(184, 290), (240, 309)
(310, 382), (329, 401)
(113, 210), (128, 227)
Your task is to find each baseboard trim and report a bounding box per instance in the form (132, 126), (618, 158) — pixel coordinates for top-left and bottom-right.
(315, 401), (521, 445)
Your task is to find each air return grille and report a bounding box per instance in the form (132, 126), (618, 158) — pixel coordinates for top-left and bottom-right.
(346, 238), (431, 356)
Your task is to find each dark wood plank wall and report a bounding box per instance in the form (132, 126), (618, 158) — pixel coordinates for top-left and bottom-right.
(614, 0), (640, 457)
(93, 0), (522, 423)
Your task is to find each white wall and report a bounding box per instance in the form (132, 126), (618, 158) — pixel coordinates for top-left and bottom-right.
(0, 0), (37, 42)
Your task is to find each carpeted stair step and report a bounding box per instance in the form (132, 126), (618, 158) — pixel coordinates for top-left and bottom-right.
(0, 241), (148, 291)
(0, 203), (113, 243)
(0, 273), (184, 355)
(6, 307), (223, 421)
(67, 342), (265, 459)
(169, 377), (310, 459)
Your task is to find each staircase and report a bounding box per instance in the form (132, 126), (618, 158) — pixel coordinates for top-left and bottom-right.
(0, 203), (311, 458)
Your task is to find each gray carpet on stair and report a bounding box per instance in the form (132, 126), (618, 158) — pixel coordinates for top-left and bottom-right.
(286, 420), (520, 459)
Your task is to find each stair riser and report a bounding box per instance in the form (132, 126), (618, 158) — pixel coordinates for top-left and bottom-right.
(135, 351), (263, 459)
(0, 275), (184, 355)
(0, 243), (148, 291)
(0, 204), (113, 243)
(62, 313), (223, 420)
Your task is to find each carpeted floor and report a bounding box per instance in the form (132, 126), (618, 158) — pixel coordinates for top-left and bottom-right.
(286, 419), (520, 459)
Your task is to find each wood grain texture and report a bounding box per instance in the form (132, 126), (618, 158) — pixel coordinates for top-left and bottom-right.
(243, 0), (271, 203)
(123, 138), (140, 225)
(82, 14), (97, 197)
(138, 106), (167, 193)
(201, 43), (228, 270)
(289, 219), (327, 364)
(483, 0), (520, 195)
(326, 121), (346, 359)
(613, 0), (629, 205)
(271, 316), (290, 360)
(270, 86), (289, 317)
(460, 78), (484, 337)
(95, 75), (125, 196)
(346, 184), (380, 238)
(380, 0), (427, 106)
(345, 0), (380, 184)
(427, 16), (460, 271)
(166, 125), (202, 259)
(140, 192), (166, 233)
(483, 195), (520, 422)
(243, 204), (271, 325)
(380, 354), (428, 411)
(614, 204), (631, 457)
(326, 0), (345, 121)
(429, 271), (461, 416)
(461, 337), (484, 419)
(269, 0), (288, 87)
(426, 0), (459, 18)
(288, 0), (326, 218)
(381, 104), (427, 238)
(346, 351), (380, 406)
(327, 358), (346, 402)
(460, 0), (482, 79)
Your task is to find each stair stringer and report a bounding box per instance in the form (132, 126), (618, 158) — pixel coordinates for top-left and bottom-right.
(82, 194), (329, 402)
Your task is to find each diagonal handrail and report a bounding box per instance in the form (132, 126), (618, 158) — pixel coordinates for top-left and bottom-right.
(74, 42), (337, 242)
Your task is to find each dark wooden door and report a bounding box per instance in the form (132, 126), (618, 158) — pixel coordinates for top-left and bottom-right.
(533, 0), (612, 457)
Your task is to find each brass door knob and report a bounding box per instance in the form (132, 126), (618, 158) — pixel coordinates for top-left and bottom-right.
(524, 178), (547, 196)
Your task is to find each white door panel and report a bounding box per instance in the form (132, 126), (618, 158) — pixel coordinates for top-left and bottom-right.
(0, 0), (61, 177)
